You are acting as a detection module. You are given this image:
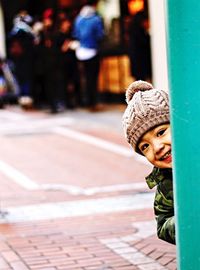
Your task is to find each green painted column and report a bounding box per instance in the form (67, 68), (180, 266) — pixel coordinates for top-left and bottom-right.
(165, 1), (200, 269)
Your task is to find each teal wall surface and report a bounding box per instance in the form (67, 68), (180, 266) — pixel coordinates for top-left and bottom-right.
(165, 1), (200, 269)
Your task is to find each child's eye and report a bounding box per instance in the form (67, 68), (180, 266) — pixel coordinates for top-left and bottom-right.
(140, 143), (149, 152)
(157, 128), (166, 137)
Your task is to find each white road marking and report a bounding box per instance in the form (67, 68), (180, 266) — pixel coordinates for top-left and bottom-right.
(0, 193), (154, 223)
(53, 126), (149, 165)
(53, 126), (134, 157)
(41, 182), (148, 195)
(80, 182), (148, 195)
(40, 183), (85, 195)
(0, 160), (39, 190)
(101, 221), (167, 270)
(0, 117), (74, 134)
(0, 160), (149, 194)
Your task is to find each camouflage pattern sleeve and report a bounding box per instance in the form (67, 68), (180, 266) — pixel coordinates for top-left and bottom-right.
(154, 186), (175, 245)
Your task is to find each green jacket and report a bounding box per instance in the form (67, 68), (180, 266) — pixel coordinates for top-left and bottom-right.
(146, 167), (175, 245)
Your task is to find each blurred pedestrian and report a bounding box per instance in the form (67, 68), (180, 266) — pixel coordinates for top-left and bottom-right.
(32, 14), (48, 109)
(0, 58), (20, 108)
(73, 0), (104, 111)
(34, 9), (61, 113)
(7, 10), (34, 99)
(122, 80), (175, 245)
(128, 10), (152, 81)
(55, 17), (80, 109)
(0, 59), (8, 108)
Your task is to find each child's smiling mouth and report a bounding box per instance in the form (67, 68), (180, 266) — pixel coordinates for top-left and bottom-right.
(159, 150), (171, 161)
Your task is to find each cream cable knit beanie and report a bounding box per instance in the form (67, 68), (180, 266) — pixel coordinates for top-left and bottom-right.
(122, 80), (170, 152)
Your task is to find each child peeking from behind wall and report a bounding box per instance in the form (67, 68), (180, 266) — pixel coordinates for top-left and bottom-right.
(122, 80), (175, 245)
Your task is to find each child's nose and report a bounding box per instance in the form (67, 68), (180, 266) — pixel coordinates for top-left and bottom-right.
(153, 140), (164, 154)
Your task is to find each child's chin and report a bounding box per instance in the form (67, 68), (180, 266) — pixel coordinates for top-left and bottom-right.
(162, 163), (172, 169)
(157, 162), (172, 169)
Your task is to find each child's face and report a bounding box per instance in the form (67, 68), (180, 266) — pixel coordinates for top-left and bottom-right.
(138, 124), (172, 169)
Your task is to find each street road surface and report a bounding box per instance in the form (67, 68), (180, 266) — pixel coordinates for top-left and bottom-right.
(0, 105), (176, 270)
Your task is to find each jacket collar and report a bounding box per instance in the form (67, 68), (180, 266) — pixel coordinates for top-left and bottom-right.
(145, 167), (172, 189)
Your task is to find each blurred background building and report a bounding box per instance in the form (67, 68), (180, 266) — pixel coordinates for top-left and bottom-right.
(0, 0), (168, 103)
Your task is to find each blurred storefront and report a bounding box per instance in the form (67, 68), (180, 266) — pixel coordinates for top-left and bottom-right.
(97, 0), (150, 97)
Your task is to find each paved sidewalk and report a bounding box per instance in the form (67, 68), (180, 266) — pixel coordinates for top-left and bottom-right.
(0, 211), (176, 270)
(0, 212), (176, 270)
(0, 105), (176, 270)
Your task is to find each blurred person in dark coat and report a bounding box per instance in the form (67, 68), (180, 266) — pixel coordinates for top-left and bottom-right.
(33, 9), (62, 113)
(128, 10), (152, 81)
(55, 17), (80, 109)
